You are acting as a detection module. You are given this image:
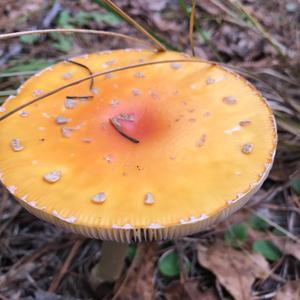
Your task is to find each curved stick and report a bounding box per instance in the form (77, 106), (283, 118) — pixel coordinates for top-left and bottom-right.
(0, 28), (153, 49)
(66, 59), (94, 91)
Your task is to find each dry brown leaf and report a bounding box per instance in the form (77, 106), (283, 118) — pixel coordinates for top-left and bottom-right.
(114, 243), (157, 300)
(197, 241), (270, 300)
(271, 237), (300, 261)
(163, 281), (216, 300)
(184, 282), (217, 300)
(274, 280), (300, 300)
(198, 0), (224, 16)
(163, 283), (186, 300)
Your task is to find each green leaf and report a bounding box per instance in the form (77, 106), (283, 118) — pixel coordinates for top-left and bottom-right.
(291, 179), (300, 195)
(56, 10), (73, 28)
(52, 36), (72, 53)
(224, 223), (248, 248)
(158, 250), (190, 278)
(158, 250), (180, 278)
(20, 34), (39, 44)
(6, 59), (54, 73)
(198, 30), (212, 43)
(73, 11), (93, 26)
(92, 12), (122, 26)
(249, 215), (269, 231)
(252, 240), (282, 262)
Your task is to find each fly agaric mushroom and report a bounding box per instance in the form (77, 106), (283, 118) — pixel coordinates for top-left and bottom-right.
(0, 49), (277, 284)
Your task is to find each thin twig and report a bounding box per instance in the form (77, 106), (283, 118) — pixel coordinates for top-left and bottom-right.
(178, 0), (223, 61)
(247, 208), (300, 243)
(189, 0), (196, 56)
(0, 56), (287, 123)
(48, 239), (84, 293)
(0, 71), (38, 78)
(0, 29), (152, 49)
(0, 90), (17, 96)
(102, 0), (166, 51)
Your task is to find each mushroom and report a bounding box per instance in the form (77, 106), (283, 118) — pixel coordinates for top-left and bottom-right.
(0, 49), (277, 286)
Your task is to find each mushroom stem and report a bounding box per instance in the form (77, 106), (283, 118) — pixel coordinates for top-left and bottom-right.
(90, 241), (128, 288)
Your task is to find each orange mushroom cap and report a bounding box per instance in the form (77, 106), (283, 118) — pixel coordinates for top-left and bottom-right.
(0, 49), (277, 241)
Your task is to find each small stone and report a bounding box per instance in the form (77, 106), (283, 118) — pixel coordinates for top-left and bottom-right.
(62, 72), (72, 80)
(43, 171), (61, 183)
(144, 192), (155, 205)
(61, 127), (73, 138)
(55, 116), (69, 125)
(223, 96), (237, 105)
(65, 98), (77, 109)
(196, 134), (206, 147)
(241, 143), (253, 154)
(19, 111), (29, 117)
(131, 88), (140, 96)
(91, 192), (106, 204)
(32, 89), (43, 97)
(206, 77), (215, 84)
(170, 62), (181, 70)
(239, 120), (251, 127)
(134, 72), (145, 78)
(11, 138), (24, 152)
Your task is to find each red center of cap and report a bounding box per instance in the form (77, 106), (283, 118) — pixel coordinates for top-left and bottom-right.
(107, 104), (168, 145)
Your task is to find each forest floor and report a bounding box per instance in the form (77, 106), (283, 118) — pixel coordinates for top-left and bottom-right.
(0, 0), (300, 299)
